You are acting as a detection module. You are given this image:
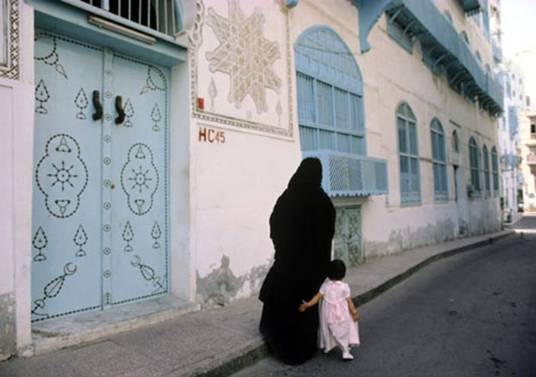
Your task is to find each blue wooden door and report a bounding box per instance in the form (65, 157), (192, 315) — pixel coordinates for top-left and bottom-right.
(107, 53), (169, 305)
(334, 206), (363, 267)
(32, 31), (169, 321)
(32, 31), (104, 321)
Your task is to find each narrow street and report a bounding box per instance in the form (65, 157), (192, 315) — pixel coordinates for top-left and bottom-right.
(233, 220), (536, 377)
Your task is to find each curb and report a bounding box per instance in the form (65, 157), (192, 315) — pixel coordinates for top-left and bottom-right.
(195, 230), (515, 377)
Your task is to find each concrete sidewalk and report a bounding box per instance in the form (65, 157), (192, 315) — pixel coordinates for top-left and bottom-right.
(0, 230), (513, 377)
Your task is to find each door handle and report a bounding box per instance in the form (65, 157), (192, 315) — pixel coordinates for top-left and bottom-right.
(92, 90), (103, 121)
(115, 95), (125, 125)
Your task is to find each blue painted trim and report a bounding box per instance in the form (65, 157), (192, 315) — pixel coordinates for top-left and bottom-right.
(174, 0), (184, 31)
(386, 18), (413, 54)
(353, 0), (394, 53)
(286, 0), (299, 8)
(31, 0), (186, 66)
(294, 25), (363, 94)
(457, 0), (482, 15)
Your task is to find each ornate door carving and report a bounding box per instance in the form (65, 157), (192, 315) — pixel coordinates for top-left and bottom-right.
(32, 32), (103, 321)
(334, 206), (363, 267)
(108, 54), (169, 305)
(32, 32), (170, 321)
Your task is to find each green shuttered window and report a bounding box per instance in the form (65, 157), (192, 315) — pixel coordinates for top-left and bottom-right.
(469, 137), (481, 195)
(431, 119), (448, 201)
(397, 103), (420, 204)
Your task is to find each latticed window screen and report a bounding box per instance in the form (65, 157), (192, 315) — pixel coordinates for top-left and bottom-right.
(295, 27), (365, 155)
(491, 147), (499, 192)
(469, 137), (481, 193)
(397, 103), (420, 204)
(431, 119), (448, 200)
(482, 145), (490, 192)
(78, 0), (179, 36)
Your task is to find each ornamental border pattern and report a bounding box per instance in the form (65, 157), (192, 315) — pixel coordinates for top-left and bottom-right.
(189, 0), (294, 138)
(0, 0), (20, 80)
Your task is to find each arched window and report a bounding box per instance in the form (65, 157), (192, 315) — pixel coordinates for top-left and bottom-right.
(431, 119), (448, 200)
(397, 103), (420, 204)
(491, 147), (499, 192)
(295, 27), (365, 154)
(469, 137), (481, 194)
(482, 145), (490, 193)
(452, 130), (459, 153)
(461, 31), (470, 45)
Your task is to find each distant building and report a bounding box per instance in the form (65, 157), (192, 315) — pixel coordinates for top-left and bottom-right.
(490, 0), (526, 223)
(519, 112), (536, 211)
(0, 0), (504, 360)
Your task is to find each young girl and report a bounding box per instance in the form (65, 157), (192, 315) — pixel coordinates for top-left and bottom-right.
(299, 259), (360, 360)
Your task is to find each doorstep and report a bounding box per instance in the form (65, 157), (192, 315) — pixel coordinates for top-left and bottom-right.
(31, 295), (199, 357)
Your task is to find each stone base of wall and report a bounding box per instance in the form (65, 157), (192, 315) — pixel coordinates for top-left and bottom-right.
(0, 293), (16, 361)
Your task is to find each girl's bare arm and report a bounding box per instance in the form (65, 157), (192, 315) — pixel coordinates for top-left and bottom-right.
(299, 292), (323, 312)
(347, 297), (359, 321)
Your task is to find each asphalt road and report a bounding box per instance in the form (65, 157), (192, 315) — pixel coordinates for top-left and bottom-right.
(233, 229), (536, 377)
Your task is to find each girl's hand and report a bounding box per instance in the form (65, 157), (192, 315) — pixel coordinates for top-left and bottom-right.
(351, 310), (359, 322)
(299, 302), (309, 312)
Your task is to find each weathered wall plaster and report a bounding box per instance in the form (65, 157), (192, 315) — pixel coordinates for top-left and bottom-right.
(0, 293), (16, 361)
(196, 255), (270, 307)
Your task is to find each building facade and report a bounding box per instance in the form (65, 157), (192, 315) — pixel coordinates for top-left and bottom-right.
(519, 112), (536, 211)
(0, 0), (503, 359)
(489, 0), (525, 223)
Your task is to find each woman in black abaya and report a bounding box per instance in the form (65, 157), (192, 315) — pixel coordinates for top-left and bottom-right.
(259, 158), (336, 365)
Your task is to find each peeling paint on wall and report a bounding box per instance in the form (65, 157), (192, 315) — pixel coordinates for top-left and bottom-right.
(364, 218), (459, 258)
(0, 293), (16, 361)
(196, 255), (271, 308)
(364, 204), (501, 259)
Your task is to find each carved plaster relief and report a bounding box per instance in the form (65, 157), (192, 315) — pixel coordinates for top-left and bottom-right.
(0, 0), (20, 80)
(205, 0), (281, 114)
(190, 0), (294, 137)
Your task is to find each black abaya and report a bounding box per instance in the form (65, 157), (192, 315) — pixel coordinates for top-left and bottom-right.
(259, 158), (336, 365)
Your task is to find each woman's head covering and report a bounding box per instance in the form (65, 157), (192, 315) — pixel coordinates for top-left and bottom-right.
(288, 158), (323, 190)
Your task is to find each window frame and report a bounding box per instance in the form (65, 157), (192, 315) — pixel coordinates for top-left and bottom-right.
(482, 145), (491, 194)
(468, 137), (481, 197)
(491, 147), (499, 194)
(297, 73), (366, 154)
(397, 103), (421, 205)
(295, 27), (366, 156)
(452, 130), (459, 153)
(431, 119), (448, 202)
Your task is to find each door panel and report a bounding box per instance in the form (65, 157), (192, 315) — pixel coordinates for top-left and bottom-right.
(32, 32), (103, 321)
(32, 32), (170, 321)
(109, 54), (169, 304)
(334, 206), (363, 267)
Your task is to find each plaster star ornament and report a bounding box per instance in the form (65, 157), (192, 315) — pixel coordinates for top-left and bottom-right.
(205, 0), (282, 114)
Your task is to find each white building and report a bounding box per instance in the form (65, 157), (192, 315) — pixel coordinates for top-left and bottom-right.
(490, 0), (526, 223)
(519, 112), (536, 211)
(0, 0), (504, 360)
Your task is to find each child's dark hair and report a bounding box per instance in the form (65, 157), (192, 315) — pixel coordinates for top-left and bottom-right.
(327, 259), (346, 281)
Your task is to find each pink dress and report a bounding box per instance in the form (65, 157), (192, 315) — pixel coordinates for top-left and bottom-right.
(319, 279), (360, 353)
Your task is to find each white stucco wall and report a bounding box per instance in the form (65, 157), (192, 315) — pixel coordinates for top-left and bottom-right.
(0, 0), (34, 359)
(190, 0), (502, 306)
(0, 0), (505, 355)
(286, 0), (500, 261)
(189, 0), (301, 305)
